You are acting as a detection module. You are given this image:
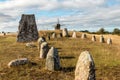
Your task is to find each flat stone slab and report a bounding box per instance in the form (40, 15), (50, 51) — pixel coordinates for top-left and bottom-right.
(8, 58), (29, 68)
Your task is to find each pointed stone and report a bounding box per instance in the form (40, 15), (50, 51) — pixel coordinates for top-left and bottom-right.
(46, 47), (60, 71)
(62, 28), (69, 37)
(72, 31), (77, 38)
(100, 35), (105, 43)
(107, 38), (112, 44)
(81, 33), (87, 39)
(17, 14), (39, 42)
(75, 51), (96, 80)
(92, 35), (96, 42)
(40, 42), (49, 59)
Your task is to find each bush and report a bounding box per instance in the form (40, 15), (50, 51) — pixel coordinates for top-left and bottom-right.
(96, 28), (105, 34)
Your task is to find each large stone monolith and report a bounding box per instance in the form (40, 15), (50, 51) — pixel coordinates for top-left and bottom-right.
(100, 35), (105, 43)
(75, 51), (96, 80)
(72, 31), (77, 38)
(81, 33), (87, 39)
(17, 14), (39, 42)
(92, 35), (96, 42)
(40, 42), (49, 59)
(46, 47), (60, 71)
(8, 58), (29, 68)
(62, 28), (69, 37)
(107, 38), (112, 45)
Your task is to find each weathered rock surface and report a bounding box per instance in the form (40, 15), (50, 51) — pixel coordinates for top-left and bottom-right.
(40, 42), (49, 58)
(38, 37), (46, 51)
(81, 33), (87, 39)
(8, 58), (29, 68)
(26, 42), (36, 48)
(92, 35), (96, 41)
(107, 38), (112, 44)
(100, 35), (105, 43)
(46, 47), (60, 71)
(62, 28), (69, 37)
(51, 33), (56, 38)
(17, 14), (39, 42)
(75, 51), (96, 80)
(72, 31), (77, 38)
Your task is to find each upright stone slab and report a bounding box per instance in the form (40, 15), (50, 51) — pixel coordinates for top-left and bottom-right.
(100, 35), (105, 43)
(92, 35), (96, 41)
(57, 33), (62, 38)
(17, 14), (39, 42)
(62, 28), (69, 37)
(81, 33), (87, 39)
(51, 33), (56, 38)
(107, 38), (112, 44)
(38, 37), (46, 51)
(40, 42), (49, 59)
(72, 31), (77, 38)
(46, 47), (60, 71)
(75, 51), (96, 80)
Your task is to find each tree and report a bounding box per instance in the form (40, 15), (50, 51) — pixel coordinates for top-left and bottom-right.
(97, 28), (105, 34)
(112, 28), (120, 34)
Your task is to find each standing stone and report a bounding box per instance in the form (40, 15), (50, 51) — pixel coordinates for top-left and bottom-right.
(38, 37), (46, 51)
(75, 51), (96, 80)
(47, 35), (51, 40)
(72, 31), (77, 38)
(17, 14), (39, 42)
(107, 38), (112, 44)
(8, 58), (29, 68)
(46, 47), (60, 71)
(40, 42), (49, 59)
(57, 33), (62, 38)
(81, 33), (87, 39)
(100, 35), (105, 43)
(62, 28), (69, 37)
(51, 33), (56, 38)
(92, 35), (96, 42)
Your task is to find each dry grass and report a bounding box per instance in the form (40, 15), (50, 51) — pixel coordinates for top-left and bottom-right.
(0, 30), (120, 80)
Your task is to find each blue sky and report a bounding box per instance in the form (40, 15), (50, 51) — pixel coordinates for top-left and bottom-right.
(0, 0), (120, 32)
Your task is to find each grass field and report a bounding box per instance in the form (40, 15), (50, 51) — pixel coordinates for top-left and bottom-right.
(0, 30), (120, 80)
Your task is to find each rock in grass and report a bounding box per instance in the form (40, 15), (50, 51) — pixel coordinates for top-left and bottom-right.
(92, 35), (96, 42)
(81, 33), (87, 39)
(8, 58), (29, 68)
(107, 38), (112, 44)
(40, 42), (49, 59)
(100, 35), (105, 43)
(51, 33), (56, 38)
(38, 37), (46, 50)
(46, 47), (60, 71)
(72, 31), (77, 38)
(26, 42), (36, 48)
(62, 28), (69, 37)
(75, 51), (96, 80)
(57, 33), (62, 38)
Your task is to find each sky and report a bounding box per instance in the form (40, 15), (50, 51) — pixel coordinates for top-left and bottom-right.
(0, 0), (120, 32)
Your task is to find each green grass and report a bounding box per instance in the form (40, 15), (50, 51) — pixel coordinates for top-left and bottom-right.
(0, 32), (120, 80)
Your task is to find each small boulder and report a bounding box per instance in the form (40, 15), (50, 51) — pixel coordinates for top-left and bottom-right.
(46, 47), (60, 71)
(26, 42), (36, 48)
(40, 42), (49, 59)
(8, 58), (29, 68)
(75, 51), (96, 80)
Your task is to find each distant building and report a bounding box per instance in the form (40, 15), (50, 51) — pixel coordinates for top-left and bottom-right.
(55, 18), (61, 30)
